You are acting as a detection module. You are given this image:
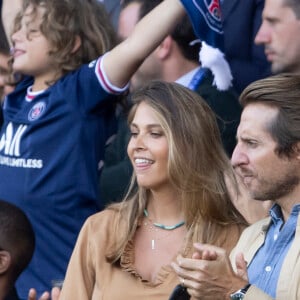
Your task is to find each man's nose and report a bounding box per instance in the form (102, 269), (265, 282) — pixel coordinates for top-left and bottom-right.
(231, 144), (248, 168)
(255, 21), (270, 46)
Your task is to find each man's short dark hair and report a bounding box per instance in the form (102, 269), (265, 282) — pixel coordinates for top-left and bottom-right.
(240, 73), (300, 158)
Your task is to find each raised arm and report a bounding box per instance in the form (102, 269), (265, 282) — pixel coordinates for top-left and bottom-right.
(103, 0), (185, 88)
(1, 0), (22, 45)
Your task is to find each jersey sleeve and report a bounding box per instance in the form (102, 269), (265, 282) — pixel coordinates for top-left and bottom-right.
(62, 53), (129, 114)
(95, 53), (130, 95)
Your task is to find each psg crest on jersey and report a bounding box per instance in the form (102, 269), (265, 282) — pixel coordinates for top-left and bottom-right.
(28, 101), (46, 121)
(195, 0), (223, 34)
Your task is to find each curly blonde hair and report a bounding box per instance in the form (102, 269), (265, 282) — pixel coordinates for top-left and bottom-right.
(13, 0), (117, 82)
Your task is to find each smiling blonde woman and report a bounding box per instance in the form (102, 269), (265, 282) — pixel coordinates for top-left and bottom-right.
(60, 81), (247, 300)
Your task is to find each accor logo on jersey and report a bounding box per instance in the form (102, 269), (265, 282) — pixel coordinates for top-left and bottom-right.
(0, 122), (43, 168)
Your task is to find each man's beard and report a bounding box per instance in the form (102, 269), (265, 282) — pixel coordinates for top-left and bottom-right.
(250, 173), (300, 201)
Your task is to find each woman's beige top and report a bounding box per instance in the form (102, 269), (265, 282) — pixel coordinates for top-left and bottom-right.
(59, 207), (243, 300)
(59, 209), (183, 300)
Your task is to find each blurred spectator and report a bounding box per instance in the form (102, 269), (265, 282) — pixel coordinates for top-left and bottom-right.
(221, 0), (271, 94)
(255, 0), (300, 74)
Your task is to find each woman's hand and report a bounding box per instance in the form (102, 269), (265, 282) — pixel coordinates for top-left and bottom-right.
(171, 243), (248, 300)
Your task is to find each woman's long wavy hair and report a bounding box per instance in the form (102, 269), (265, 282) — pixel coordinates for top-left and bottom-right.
(12, 0), (117, 83)
(106, 81), (247, 263)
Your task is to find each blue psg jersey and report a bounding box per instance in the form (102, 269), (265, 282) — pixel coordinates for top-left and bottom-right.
(0, 56), (128, 298)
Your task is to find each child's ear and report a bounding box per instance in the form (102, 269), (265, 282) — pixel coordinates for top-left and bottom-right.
(71, 35), (82, 54)
(0, 250), (11, 274)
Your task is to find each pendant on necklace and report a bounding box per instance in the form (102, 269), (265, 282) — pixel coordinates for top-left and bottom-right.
(151, 239), (155, 250)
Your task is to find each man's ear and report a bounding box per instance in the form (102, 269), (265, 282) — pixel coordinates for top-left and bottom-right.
(0, 250), (11, 274)
(71, 35), (82, 54)
(156, 35), (172, 60)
